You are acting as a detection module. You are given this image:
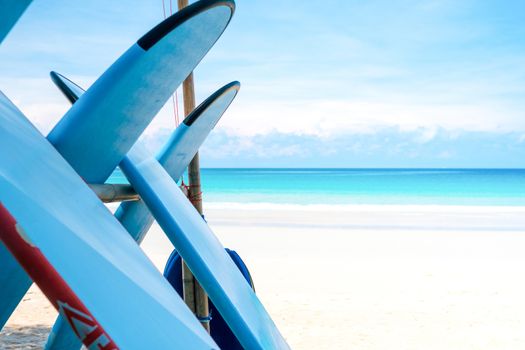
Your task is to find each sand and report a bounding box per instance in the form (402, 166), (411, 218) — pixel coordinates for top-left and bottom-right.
(2, 204), (525, 349)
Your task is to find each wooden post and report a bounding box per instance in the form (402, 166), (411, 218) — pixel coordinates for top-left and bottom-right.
(177, 0), (211, 333)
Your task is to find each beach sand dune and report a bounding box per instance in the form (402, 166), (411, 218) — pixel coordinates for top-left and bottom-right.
(2, 205), (525, 349)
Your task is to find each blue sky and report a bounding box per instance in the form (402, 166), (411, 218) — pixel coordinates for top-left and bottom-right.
(1, 0), (524, 167)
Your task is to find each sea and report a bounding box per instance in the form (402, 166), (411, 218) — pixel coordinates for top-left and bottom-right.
(111, 168), (525, 207)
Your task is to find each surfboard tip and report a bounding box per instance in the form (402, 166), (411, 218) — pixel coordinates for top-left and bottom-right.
(50, 71), (85, 104)
(137, 0), (235, 51)
(183, 81), (240, 126)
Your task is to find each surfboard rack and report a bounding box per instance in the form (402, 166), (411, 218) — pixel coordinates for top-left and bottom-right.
(88, 184), (139, 203)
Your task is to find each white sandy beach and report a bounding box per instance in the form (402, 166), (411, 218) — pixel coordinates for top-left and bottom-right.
(2, 204), (525, 349)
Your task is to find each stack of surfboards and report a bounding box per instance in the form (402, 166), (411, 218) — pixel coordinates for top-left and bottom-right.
(0, 1), (290, 349)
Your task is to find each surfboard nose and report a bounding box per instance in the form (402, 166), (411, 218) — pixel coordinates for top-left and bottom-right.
(138, 0), (235, 51)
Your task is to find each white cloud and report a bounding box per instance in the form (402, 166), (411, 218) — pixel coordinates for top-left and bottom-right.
(3, 72), (524, 145)
(2, 0), (525, 147)
(210, 95), (525, 138)
(414, 127), (438, 143)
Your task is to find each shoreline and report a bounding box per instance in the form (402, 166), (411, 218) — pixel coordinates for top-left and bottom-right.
(203, 202), (525, 232)
(204, 201), (525, 212)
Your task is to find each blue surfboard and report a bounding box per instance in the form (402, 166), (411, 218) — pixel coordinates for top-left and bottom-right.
(0, 0), (235, 331)
(0, 241), (31, 328)
(47, 0), (235, 184)
(45, 75), (240, 349)
(47, 74), (286, 349)
(117, 81), (241, 243)
(0, 0), (35, 327)
(120, 145), (290, 350)
(48, 74), (239, 243)
(0, 91), (219, 349)
(0, 0), (35, 329)
(0, 0), (32, 44)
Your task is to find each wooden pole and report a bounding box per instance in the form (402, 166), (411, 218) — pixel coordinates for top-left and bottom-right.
(177, 0), (210, 333)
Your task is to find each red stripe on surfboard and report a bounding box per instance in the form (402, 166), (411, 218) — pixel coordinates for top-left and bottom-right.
(0, 204), (118, 350)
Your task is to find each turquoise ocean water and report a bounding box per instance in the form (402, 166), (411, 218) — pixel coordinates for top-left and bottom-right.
(111, 169), (525, 206)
